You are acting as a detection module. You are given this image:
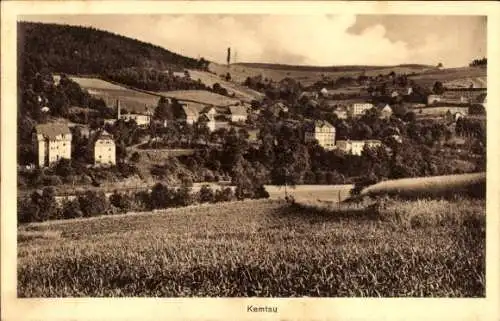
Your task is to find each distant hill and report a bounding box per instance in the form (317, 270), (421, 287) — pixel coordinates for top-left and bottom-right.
(18, 21), (208, 76)
(233, 62), (435, 72)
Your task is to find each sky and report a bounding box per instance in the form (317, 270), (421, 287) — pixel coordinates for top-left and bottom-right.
(20, 14), (486, 67)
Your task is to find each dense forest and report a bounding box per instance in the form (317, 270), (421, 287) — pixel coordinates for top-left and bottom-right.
(18, 22), (210, 76)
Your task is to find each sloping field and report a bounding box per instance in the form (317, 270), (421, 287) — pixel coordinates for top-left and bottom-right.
(187, 69), (264, 102)
(359, 172), (486, 199)
(53, 75), (160, 113)
(408, 67), (487, 88)
(210, 63), (435, 86)
(156, 90), (240, 106)
(18, 198), (485, 297)
(266, 184), (353, 202)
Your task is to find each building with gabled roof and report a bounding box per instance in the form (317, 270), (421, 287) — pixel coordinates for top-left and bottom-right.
(228, 105), (248, 122)
(93, 130), (116, 166)
(33, 123), (72, 167)
(304, 120), (336, 150)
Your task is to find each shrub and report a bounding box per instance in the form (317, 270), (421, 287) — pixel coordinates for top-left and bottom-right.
(198, 185), (215, 203)
(214, 187), (234, 203)
(130, 152), (141, 163)
(109, 192), (133, 212)
(61, 198), (83, 219)
(253, 185), (270, 199)
(78, 191), (109, 217)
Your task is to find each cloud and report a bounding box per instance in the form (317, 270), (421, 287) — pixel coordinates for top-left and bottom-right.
(149, 14), (414, 66)
(22, 14), (484, 67)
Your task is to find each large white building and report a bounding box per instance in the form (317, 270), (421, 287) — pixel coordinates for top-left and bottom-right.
(304, 120), (336, 150)
(93, 130), (116, 166)
(33, 123), (72, 167)
(348, 102), (374, 117)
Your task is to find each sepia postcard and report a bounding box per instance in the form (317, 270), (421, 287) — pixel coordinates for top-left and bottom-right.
(1, 1), (499, 321)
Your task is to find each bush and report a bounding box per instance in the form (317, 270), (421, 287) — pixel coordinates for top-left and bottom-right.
(61, 198), (83, 219)
(109, 192), (133, 212)
(130, 152), (141, 163)
(253, 185), (270, 199)
(198, 185), (215, 203)
(78, 191), (109, 217)
(214, 187), (234, 203)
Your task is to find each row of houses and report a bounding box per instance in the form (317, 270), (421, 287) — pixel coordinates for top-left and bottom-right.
(304, 120), (384, 155)
(33, 123), (116, 168)
(104, 99), (249, 131)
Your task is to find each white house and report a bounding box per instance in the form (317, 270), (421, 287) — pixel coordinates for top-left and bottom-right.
(33, 123), (72, 167)
(93, 130), (116, 166)
(377, 103), (393, 119)
(198, 113), (216, 132)
(304, 120), (336, 150)
(228, 105), (248, 122)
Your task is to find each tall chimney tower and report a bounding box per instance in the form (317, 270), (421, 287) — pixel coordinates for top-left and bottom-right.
(116, 99), (121, 120)
(227, 47), (231, 66)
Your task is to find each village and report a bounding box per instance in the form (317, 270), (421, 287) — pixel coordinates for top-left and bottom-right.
(30, 75), (486, 171)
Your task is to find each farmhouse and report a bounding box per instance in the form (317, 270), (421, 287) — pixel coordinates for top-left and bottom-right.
(198, 113), (216, 132)
(304, 120), (336, 150)
(335, 139), (382, 156)
(179, 103), (200, 124)
(33, 123), (72, 167)
(377, 103), (393, 119)
(93, 130), (116, 166)
(348, 102), (374, 117)
(228, 105), (248, 122)
(119, 112), (152, 127)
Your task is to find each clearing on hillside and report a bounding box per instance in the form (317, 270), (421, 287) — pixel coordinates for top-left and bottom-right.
(187, 68), (265, 102)
(53, 75), (160, 113)
(18, 198), (484, 297)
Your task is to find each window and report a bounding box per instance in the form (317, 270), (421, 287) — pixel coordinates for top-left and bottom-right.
(108, 148), (111, 151)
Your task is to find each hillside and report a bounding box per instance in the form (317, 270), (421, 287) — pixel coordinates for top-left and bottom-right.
(210, 62), (437, 86)
(233, 62), (434, 72)
(18, 21), (208, 76)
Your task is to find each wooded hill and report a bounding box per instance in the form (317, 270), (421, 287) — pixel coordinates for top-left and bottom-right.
(18, 21), (209, 76)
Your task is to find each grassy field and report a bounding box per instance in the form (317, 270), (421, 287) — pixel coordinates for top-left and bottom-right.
(358, 172), (486, 200)
(408, 67), (487, 88)
(18, 196), (485, 297)
(210, 62), (435, 86)
(53, 75), (160, 113)
(186, 69), (264, 102)
(265, 184), (353, 202)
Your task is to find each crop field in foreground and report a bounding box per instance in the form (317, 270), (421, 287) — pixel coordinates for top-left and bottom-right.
(18, 197), (485, 297)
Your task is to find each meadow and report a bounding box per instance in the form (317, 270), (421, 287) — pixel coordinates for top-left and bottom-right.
(18, 196), (485, 297)
(53, 75), (161, 113)
(209, 62), (435, 86)
(408, 67), (487, 88)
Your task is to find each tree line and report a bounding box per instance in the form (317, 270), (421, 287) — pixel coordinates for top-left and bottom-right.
(18, 182), (269, 223)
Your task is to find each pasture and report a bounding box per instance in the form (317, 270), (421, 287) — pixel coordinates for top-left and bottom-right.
(18, 195), (485, 297)
(53, 75), (160, 113)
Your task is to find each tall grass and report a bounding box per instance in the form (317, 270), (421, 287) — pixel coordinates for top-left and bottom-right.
(359, 172), (486, 200)
(18, 198), (485, 297)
